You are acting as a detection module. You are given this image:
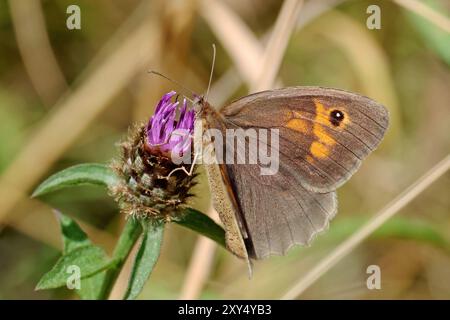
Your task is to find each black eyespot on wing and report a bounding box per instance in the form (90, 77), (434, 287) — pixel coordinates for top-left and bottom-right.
(330, 109), (344, 126)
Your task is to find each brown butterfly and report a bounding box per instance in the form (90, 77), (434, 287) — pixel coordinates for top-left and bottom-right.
(194, 86), (389, 265)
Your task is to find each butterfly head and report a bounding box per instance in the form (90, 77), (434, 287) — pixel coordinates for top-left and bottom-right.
(192, 94), (215, 119)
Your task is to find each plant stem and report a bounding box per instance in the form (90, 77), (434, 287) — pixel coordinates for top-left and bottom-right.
(100, 218), (142, 299)
(123, 220), (165, 300)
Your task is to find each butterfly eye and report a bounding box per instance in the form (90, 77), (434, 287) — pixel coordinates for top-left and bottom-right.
(329, 110), (345, 126)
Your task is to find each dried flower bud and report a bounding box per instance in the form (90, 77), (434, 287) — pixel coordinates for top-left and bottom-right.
(109, 91), (197, 221)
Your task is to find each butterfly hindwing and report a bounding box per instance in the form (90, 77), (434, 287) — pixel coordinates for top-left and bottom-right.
(224, 157), (337, 259)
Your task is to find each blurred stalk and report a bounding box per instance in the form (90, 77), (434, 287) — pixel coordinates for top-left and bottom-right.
(394, 0), (450, 33)
(103, 218), (142, 300)
(133, 0), (197, 121)
(208, 0), (345, 106)
(281, 154), (450, 299)
(180, 0), (304, 300)
(200, 0), (262, 86)
(250, 0), (304, 92)
(0, 1), (159, 226)
(179, 206), (219, 299)
(9, 0), (68, 106)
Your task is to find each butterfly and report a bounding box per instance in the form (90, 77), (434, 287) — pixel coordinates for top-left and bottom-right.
(193, 86), (389, 265)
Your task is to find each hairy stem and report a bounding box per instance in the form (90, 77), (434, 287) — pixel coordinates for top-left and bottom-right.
(101, 218), (142, 299)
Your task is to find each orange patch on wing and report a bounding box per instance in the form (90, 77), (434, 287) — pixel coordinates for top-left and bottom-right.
(313, 125), (335, 146)
(313, 98), (350, 129)
(310, 141), (329, 159)
(286, 118), (308, 133)
(306, 155), (315, 164)
(312, 99), (330, 126)
(308, 99), (337, 160)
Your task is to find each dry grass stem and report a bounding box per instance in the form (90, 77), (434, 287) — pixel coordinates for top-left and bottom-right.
(208, 0), (343, 106)
(199, 0), (263, 86)
(178, 207), (220, 299)
(296, 0), (345, 28)
(281, 154), (450, 299)
(9, 0), (68, 106)
(250, 0), (304, 92)
(183, 0), (304, 299)
(183, 0), (351, 299)
(394, 0), (450, 33)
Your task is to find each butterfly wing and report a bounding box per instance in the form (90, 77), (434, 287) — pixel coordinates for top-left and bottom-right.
(225, 160), (338, 259)
(207, 86), (388, 259)
(221, 86), (389, 193)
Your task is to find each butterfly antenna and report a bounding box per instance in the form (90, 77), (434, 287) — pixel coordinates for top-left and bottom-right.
(147, 70), (195, 102)
(204, 44), (216, 102)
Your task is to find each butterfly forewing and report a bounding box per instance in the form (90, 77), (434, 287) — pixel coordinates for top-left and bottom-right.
(220, 86), (389, 193)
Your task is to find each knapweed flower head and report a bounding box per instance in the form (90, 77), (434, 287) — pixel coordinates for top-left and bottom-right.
(146, 91), (195, 158)
(110, 91), (197, 221)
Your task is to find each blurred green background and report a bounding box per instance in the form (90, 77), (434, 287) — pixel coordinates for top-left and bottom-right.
(0, 0), (449, 299)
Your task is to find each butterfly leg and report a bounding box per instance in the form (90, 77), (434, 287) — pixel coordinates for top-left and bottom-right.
(163, 152), (199, 180)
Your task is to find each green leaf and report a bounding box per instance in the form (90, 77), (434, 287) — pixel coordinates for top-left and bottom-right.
(78, 272), (109, 300)
(175, 208), (226, 247)
(406, 0), (450, 65)
(50, 211), (113, 299)
(36, 245), (115, 290)
(32, 163), (118, 197)
(57, 212), (91, 253)
(124, 221), (164, 300)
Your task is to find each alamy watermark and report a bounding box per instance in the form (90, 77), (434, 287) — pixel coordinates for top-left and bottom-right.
(164, 121), (280, 176)
(366, 264), (381, 290)
(366, 5), (381, 30)
(66, 265), (81, 290)
(66, 5), (81, 30)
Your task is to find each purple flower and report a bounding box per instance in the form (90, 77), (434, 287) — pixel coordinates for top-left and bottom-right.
(146, 91), (195, 158)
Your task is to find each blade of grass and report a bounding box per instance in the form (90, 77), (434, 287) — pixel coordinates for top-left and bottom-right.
(207, 0), (344, 106)
(199, 0), (262, 85)
(178, 206), (220, 300)
(9, 0), (68, 106)
(393, 0), (450, 33)
(404, 0), (450, 65)
(250, 0), (304, 92)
